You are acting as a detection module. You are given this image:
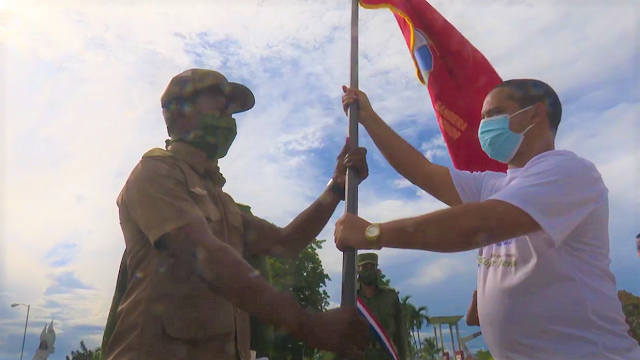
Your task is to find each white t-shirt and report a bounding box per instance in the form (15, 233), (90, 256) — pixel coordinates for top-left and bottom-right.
(450, 150), (640, 360)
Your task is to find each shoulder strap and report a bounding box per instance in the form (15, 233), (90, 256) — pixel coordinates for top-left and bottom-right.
(142, 147), (174, 158)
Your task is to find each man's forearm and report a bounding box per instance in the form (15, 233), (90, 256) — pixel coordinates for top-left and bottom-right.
(279, 187), (342, 255)
(377, 201), (534, 252)
(168, 222), (310, 335)
(200, 239), (309, 333)
(361, 114), (461, 207)
(362, 113), (433, 187)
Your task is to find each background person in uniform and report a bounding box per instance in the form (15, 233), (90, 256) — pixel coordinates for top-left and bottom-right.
(334, 80), (640, 360)
(356, 253), (407, 360)
(103, 69), (370, 360)
(636, 233), (640, 258)
(319, 253), (407, 360)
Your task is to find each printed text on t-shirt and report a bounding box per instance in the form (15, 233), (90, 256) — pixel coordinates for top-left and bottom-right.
(478, 253), (516, 268)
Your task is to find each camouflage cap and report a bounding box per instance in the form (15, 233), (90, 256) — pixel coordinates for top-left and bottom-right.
(161, 68), (255, 114)
(357, 253), (378, 266)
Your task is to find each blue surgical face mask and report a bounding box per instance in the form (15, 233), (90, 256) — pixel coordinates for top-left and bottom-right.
(478, 106), (536, 163)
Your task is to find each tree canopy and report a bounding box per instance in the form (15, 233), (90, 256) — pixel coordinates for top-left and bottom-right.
(619, 290), (640, 345)
(268, 239), (331, 360)
(65, 341), (100, 360)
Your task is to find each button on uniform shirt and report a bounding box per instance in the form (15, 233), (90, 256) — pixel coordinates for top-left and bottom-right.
(451, 150), (640, 360)
(104, 143), (251, 360)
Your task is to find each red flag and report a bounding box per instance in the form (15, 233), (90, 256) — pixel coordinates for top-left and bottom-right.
(359, 0), (507, 172)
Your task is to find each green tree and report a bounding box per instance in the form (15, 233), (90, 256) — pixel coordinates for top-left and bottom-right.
(401, 295), (418, 357)
(379, 271), (392, 287)
(413, 305), (430, 350)
(618, 290), (640, 345)
(269, 239), (331, 360)
(475, 349), (494, 360)
(417, 337), (441, 360)
(398, 294), (433, 358)
(65, 341), (100, 360)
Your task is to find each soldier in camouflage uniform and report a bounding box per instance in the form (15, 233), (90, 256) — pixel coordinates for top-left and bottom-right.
(101, 202), (274, 360)
(100, 68), (372, 360)
(237, 203), (274, 359)
(356, 253), (407, 360)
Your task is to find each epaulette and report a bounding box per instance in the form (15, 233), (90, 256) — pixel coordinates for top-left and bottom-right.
(236, 203), (253, 215)
(142, 148), (173, 158)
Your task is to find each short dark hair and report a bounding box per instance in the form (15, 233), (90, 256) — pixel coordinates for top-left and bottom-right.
(494, 79), (562, 134)
(636, 233), (640, 239)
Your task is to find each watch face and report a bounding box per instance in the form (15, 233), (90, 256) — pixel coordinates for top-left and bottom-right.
(366, 225), (380, 237)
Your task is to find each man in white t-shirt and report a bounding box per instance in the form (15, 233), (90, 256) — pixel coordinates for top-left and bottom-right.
(333, 80), (640, 360)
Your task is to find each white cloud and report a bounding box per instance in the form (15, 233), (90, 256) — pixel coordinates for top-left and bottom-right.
(421, 134), (448, 161)
(557, 101), (640, 204)
(404, 256), (472, 287)
(394, 179), (413, 189)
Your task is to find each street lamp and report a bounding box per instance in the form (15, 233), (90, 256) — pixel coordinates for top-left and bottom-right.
(11, 303), (30, 360)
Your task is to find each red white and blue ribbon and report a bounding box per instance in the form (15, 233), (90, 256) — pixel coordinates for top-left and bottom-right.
(356, 297), (400, 360)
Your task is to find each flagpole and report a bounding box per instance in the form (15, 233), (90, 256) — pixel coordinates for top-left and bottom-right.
(341, 0), (359, 311)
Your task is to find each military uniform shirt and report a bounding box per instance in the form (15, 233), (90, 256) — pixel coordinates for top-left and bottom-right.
(104, 143), (251, 360)
(357, 286), (407, 360)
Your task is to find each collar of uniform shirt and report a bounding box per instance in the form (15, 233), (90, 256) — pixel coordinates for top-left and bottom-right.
(168, 142), (226, 186)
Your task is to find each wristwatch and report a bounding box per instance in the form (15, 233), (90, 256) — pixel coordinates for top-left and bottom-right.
(365, 223), (382, 249)
(327, 179), (345, 200)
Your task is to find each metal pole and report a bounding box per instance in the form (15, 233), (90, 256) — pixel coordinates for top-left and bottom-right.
(340, 0), (360, 311)
(20, 304), (30, 360)
(433, 326), (439, 360)
(439, 324), (445, 358)
(448, 324), (455, 357)
(455, 324), (461, 352)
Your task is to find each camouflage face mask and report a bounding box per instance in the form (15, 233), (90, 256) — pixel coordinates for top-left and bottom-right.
(357, 268), (379, 286)
(173, 114), (237, 159)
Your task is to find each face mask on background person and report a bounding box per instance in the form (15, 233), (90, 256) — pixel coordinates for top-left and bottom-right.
(357, 268), (379, 286)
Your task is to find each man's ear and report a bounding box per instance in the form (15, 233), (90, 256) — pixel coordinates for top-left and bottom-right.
(532, 102), (547, 124)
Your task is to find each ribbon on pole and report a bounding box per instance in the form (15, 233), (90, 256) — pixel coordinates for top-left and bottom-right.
(357, 298), (400, 360)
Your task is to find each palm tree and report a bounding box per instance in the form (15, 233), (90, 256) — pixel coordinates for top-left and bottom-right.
(399, 295), (434, 358)
(65, 341), (99, 360)
(475, 349), (494, 360)
(418, 337), (441, 360)
(414, 305), (429, 350)
(401, 295), (419, 353)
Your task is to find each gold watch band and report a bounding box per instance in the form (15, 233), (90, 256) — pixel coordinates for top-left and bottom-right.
(365, 223), (382, 249)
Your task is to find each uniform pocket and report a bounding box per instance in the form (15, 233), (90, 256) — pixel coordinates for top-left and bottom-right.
(158, 270), (235, 343)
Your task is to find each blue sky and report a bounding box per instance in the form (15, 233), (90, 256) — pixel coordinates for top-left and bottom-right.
(0, 0), (638, 359)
